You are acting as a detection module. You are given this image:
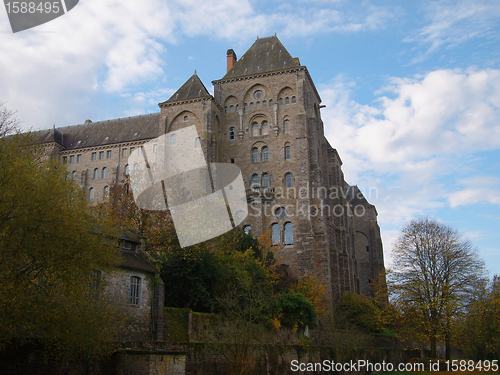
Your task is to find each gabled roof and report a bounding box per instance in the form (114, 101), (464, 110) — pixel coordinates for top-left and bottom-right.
(164, 73), (211, 103)
(223, 36), (299, 79)
(120, 250), (159, 274)
(48, 113), (160, 150)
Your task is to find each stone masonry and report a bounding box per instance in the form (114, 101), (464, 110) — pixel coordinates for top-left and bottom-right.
(38, 35), (385, 304)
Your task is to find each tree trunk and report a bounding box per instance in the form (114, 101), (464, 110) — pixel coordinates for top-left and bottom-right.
(431, 337), (437, 358)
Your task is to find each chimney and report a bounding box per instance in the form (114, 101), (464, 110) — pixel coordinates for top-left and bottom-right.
(227, 49), (237, 72)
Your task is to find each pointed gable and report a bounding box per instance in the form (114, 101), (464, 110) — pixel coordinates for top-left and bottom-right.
(164, 73), (211, 103)
(223, 36), (299, 79)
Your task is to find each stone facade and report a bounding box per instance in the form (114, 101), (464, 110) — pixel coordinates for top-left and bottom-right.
(39, 35), (384, 303)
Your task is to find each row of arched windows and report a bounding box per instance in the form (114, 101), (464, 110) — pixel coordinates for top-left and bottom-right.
(225, 96), (297, 113)
(252, 145), (291, 163)
(250, 173), (293, 188)
(88, 186), (110, 200)
(229, 120), (291, 140)
(243, 223), (294, 246)
(93, 167), (108, 180)
(272, 222), (294, 245)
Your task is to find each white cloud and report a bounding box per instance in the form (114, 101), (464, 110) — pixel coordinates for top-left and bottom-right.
(321, 68), (500, 180)
(448, 176), (500, 208)
(405, 0), (500, 61)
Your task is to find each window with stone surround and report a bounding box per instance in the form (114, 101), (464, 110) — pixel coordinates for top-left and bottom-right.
(262, 147), (268, 162)
(252, 122), (259, 137)
(129, 276), (141, 306)
(262, 173), (270, 187)
(93, 168), (99, 180)
(102, 167), (107, 179)
(262, 121), (269, 135)
(285, 146), (291, 160)
(285, 173), (293, 187)
(251, 174), (259, 187)
(91, 152), (96, 161)
(252, 148), (258, 163)
(284, 119), (290, 133)
(229, 127), (235, 140)
(77, 154), (82, 163)
(284, 222), (293, 245)
(272, 223), (280, 245)
(88, 187), (94, 200)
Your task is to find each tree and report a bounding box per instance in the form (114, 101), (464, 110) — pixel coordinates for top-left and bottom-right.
(0, 102), (20, 137)
(336, 292), (384, 333)
(459, 276), (500, 360)
(389, 217), (486, 358)
(0, 125), (121, 358)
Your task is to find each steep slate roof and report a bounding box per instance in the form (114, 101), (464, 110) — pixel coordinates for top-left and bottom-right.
(164, 73), (211, 103)
(120, 250), (159, 274)
(223, 36), (299, 79)
(52, 113), (160, 150)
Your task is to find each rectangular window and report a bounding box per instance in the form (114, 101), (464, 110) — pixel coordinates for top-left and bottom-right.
(77, 154), (82, 163)
(62, 156), (67, 164)
(91, 152), (97, 161)
(366, 246), (370, 253)
(99, 151), (104, 160)
(130, 147), (135, 154)
(69, 155), (74, 164)
(122, 148), (127, 157)
(130, 276), (141, 305)
(137, 146), (143, 155)
(107, 150), (112, 159)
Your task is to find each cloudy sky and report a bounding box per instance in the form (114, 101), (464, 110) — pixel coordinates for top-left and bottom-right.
(1, 0), (499, 276)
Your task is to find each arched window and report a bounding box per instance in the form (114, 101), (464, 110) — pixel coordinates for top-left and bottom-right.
(263, 100), (267, 107)
(252, 148), (259, 163)
(251, 174), (259, 187)
(103, 186), (109, 198)
(261, 121), (269, 136)
(285, 97), (290, 105)
(229, 105), (234, 112)
(272, 223), (280, 245)
(195, 137), (201, 148)
(279, 98), (283, 106)
(93, 168), (99, 180)
(71, 171), (77, 181)
(244, 226), (252, 235)
(285, 173), (293, 187)
(183, 115), (188, 122)
(130, 276), (141, 305)
(249, 102), (254, 110)
(229, 127), (235, 140)
(124, 164), (130, 175)
(285, 146), (291, 160)
(292, 96), (297, 104)
(252, 122), (259, 137)
(262, 147), (268, 162)
(284, 119), (290, 133)
(262, 173), (270, 187)
(88, 187), (94, 200)
(170, 134), (176, 145)
(269, 99), (273, 107)
(102, 167), (107, 179)
(284, 223), (293, 245)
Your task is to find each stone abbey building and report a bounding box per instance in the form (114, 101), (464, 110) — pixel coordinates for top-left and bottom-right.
(40, 36), (384, 302)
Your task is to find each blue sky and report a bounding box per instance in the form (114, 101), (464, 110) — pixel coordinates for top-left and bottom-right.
(1, 0), (499, 277)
